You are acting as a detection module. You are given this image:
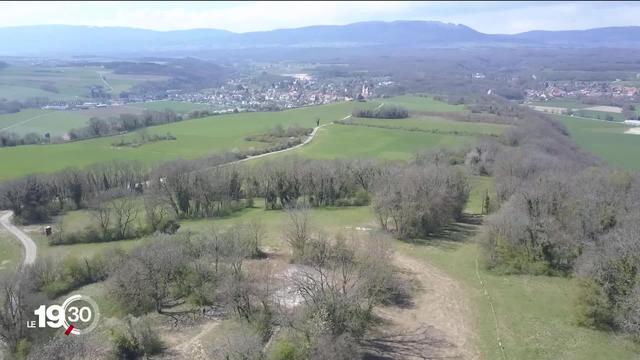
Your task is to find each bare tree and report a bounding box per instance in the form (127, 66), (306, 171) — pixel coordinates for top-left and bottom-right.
(283, 204), (312, 261)
(109, 236), (187, 314)
(143, 196), (169, 233)
(112, 197), (139, 239)
(90, 203), (112, 241)
(0, 274), (36, 352)
(246, 218), (266, 258)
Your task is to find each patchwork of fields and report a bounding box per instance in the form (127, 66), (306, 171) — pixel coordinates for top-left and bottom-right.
(0, 96), (490, 179)
(0, 65), (167, 101)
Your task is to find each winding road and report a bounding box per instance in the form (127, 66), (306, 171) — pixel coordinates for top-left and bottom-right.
(0, 211), (37, 268)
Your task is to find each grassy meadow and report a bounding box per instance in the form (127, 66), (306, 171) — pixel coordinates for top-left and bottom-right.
(0, 96), (476, 180)
(0, 109), (89, 136)
(287, 123), (471, 160)
(381, 95), (465, 112)
(557, 115), (640, 170)
(530, 99), (590, 109)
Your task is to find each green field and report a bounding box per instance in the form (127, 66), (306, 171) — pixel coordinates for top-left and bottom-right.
(382, 95), (465, 112)
(0, 96), (473, 180)
(347, 116), (507, 135)
(0, 109), (89, 136)
(557, 115), (640, 170)
(0, 101), (359, 180)
(574, 109), (625, 122)
(530, 100), (590, 109)
(288, 123), (470, 160)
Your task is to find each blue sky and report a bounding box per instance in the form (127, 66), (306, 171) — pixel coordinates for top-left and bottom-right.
(1, 1), (638, 33)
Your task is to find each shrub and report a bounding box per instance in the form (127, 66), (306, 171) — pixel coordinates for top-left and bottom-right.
(268, 337), (305, 360)
(110, 316), (163, 359)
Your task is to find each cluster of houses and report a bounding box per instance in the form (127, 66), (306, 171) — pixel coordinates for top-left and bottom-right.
(165, 76), (393, 111)
(526, 80), (640, 102)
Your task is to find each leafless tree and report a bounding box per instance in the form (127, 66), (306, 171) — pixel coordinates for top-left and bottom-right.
(0, 273), (42, 352)
(143, 196), (170, 233)
(90, 203), (112, 240)
(109, 236), (187, 315)
(112, 197), (139, 239)
(245, 219), (266, 258)
(283, 204), (312, 261)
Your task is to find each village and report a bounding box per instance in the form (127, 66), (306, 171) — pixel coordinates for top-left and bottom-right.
(39, 73), (395, 113)
(525, 79), (640, 102)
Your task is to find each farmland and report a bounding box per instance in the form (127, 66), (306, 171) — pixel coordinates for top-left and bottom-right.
(0, 109), (88, 136)
(0, 101), (216, 138)
(557, 115), (640, 169)
(380, 94), (465, 112)
(530, 99), (590, 109)
(0, 96), (480, 179)
(289, 123), (470, 160)
(0, 65), (168, 101)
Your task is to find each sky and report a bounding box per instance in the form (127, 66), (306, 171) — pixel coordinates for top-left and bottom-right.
(0, 1), (638, 34)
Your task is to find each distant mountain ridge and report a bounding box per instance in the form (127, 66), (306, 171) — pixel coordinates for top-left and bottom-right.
(1, 21), (640, 56)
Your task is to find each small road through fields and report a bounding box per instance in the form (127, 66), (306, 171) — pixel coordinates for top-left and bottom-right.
(0, 112), (51, 132)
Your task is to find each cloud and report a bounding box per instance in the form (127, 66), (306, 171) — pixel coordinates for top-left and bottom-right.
(0, 1), (638, 33)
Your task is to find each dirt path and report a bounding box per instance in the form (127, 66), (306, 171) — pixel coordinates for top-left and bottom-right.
(229, 100), (383, 165)
(232, 121), (332, 164)
(162, 321), (220, 359)
(368, 252), (479, 360)
(97, 71), (113, 91)
(0, 211), (37, 268)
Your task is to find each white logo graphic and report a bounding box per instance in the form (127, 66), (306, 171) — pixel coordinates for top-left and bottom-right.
(28, 294), (100, 335)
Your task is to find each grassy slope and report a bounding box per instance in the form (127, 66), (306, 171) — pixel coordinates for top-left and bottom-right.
(347, 116), (507, 136)
(0, 101), (358, 180)
(0, 109), (89, 136)
(575, 109), (625, 122)
(288, 123), (471, 160)
(382, 95), (465, 112)
(0, 96), (461, 180)
(557, 115), (640, 170)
